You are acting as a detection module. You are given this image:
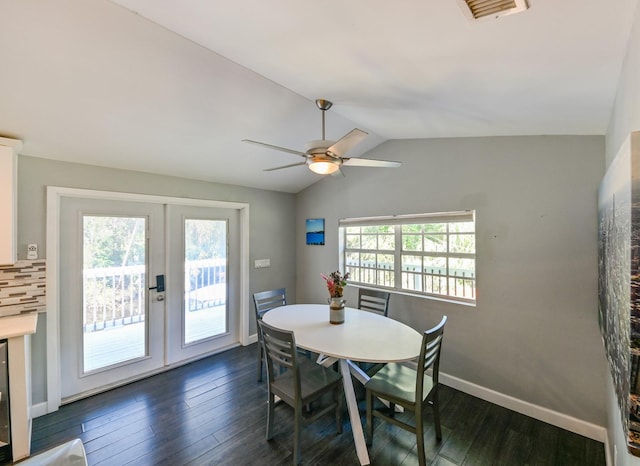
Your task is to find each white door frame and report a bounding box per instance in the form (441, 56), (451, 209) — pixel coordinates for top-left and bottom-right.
(45, 187), (250, 413)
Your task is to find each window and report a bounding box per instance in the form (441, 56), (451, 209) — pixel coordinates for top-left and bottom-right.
(339, 211), (476, 304)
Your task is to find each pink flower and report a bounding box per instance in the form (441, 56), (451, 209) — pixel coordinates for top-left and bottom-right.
(321, 270), (350, 298)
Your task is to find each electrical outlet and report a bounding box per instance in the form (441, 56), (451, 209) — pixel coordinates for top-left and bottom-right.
(254, 259), (271, 269)
(27, 243), (38, 260)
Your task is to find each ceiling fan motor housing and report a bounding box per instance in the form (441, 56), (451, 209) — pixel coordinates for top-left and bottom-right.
(305, 139), (334, 154)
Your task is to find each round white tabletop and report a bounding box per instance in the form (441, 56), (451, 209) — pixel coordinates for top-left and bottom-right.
(262, 304), (422, 363)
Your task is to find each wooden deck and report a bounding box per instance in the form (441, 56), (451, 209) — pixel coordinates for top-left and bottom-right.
(84, 305), (226, 371)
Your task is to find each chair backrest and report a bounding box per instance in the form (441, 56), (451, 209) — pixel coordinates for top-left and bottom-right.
(258, 319), (301, 396)
(357, 288), (391, 317)
(253, 288), (287, 321)
(416, 316), (447, 401)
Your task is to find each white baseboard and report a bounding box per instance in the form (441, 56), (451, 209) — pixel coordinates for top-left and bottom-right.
(247, 333), (258, 345)
(439, 372), (607, 443)
(31, 401), (48, 419)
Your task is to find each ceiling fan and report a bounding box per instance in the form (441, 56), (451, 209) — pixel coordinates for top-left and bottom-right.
(243, 99), (402, 175)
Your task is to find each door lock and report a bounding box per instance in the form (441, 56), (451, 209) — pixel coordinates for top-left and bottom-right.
(149, 274), (165, 292)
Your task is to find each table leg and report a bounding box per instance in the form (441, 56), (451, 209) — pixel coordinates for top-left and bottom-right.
(317, 354), (338, 367)
(347, 359), (370, 385)
(339, 359), (370, 466)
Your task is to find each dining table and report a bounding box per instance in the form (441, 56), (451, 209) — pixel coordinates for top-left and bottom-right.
(262, 303), (422, 466)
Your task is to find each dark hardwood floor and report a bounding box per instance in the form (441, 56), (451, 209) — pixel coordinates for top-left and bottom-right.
(25, 344), (605, 465)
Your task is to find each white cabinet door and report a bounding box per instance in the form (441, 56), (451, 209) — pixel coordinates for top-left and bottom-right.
(0, 138), (21, 266)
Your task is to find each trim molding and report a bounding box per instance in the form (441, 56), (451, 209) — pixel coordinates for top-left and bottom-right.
(31, 402), (48, 419)
(45, 187), (251, 414)
(439, 372), (607, 443)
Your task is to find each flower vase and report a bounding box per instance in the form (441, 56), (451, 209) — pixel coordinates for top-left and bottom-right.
(329, 297), (346, 324)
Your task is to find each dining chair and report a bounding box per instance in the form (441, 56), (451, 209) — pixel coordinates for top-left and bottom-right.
(357, 288), (391, 317)
(357, 288), (391, 375)
(365, 315), (447, 466)
(258, 320), (343, 465)
(253, 288), (287, 382)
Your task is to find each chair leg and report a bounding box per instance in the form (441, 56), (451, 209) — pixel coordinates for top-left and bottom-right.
(257, 342), (264, 382)
(294, 402), (302, 465)
(266, 392), (275, 440)
(389, 402), (396, 419)
(365, 390), (373, 446)
(432, 388), (442, 441)
(416, 408), (426, 466)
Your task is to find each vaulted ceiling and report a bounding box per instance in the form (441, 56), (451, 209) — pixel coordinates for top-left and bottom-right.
(0, 0), (637, 192)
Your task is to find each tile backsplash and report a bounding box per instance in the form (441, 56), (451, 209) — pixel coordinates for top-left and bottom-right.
(0, 260), (46, 318)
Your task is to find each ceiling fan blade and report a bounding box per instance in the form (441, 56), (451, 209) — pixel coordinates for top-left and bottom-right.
(243, 139), (308, 158)
(326, 129), (368, 157)
(264, 161), (307, 172)
(342, 157), (402, 168)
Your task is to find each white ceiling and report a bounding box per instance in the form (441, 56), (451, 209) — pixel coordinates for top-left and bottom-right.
(0, 0), (637, 193)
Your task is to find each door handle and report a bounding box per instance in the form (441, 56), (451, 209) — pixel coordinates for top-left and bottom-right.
(149, 274), (165, 292)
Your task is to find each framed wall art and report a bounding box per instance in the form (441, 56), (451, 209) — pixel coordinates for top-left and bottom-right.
(306, 218), (325, 246)
(599, 131), (640, 455)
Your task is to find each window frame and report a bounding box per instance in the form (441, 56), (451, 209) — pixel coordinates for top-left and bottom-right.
(339, 211), (476, 305)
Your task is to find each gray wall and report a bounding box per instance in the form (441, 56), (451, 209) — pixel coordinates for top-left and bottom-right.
(18, 156), (297, 405)
(605, 2), (640, 464)
(296, 135), (607, 426)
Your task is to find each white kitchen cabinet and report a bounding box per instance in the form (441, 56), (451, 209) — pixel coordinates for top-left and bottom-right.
(0, 137), (22, 266)
(0, 312), (38, 461)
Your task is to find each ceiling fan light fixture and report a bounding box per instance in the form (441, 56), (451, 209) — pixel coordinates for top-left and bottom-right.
(308, 159), (340, 175)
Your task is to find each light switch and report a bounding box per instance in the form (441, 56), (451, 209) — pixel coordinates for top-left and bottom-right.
(254, 259), (271, 268)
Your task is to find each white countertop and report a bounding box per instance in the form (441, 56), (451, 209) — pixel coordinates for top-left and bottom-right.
(0, 312), (38, 339)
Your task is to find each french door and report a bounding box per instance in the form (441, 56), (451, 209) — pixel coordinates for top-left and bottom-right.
(166, 205), (240, 364)
(59, 196), (240, 401)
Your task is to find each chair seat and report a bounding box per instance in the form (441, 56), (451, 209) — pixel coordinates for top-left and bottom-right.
(271, 358), (341, 404)
(365, 363), (434, 406)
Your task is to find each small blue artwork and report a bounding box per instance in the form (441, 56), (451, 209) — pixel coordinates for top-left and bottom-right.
(306, 218), (325, 245)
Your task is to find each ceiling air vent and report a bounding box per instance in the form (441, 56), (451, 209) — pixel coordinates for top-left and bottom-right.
(458, 0), (529, 21)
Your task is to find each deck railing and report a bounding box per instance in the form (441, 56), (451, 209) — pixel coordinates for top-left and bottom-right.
(83, 259), (227, 331)
(83, 265), (146, 332)
(185, 258), (227, 311)
(346, 261), (475, 299)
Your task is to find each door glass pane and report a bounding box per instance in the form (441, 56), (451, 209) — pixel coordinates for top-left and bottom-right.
(184, 219), (227, 344)
(83, 215), (146, 372)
